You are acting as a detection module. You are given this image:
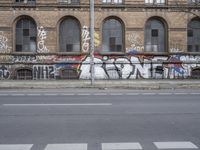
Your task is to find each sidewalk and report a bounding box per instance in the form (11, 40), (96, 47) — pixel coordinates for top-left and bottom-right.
(0, 79), (200, 90)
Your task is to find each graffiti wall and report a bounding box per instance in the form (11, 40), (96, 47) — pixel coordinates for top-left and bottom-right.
(0, 54), (200, 80)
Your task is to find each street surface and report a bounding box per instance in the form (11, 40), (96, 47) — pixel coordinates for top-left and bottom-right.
(0, 89), (200, 150)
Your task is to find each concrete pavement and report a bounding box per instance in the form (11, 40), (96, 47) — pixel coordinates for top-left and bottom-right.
(0, 79), (200, 89)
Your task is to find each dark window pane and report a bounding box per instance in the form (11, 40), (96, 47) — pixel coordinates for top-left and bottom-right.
(196, 45), (199, 52)
(102, 18), (123, 52)
(66, 44), (73, 52)
(188, 30), (193, 37)
(145, 19), (166, 52)
(152, 29), (158, 37)
(23, 29), (29, 36)
(59, 18), (80, 52)
(16, 45), (22, 52)
(15, 17), (36, 52)
(188, 45), (193, 52)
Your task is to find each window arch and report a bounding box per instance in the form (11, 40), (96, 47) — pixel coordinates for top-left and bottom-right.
(15, 16), (37, 52)
(102, 17), (124, 52)
(144, 18), (167, 52)
(187, 18), (200, 52)
(59, 17), (81, 52)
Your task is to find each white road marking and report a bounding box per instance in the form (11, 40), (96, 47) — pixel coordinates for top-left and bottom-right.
(102, 143), (143, 150)
(44, 143), (87, 150)
(125, 93), (140, 96)
(26, 94), (41, 96)
(190, 93), (200, 95)
(142, 93), (156, 95)
(154, 141), (198, 149)
(61, 93), (76, 96)
(93, 93), (108, 96)
(0, 144), (33, 150)
(174, 93), (188, 95)
(110, 93), (124, 96)
(0, 94), (9, 96)
(10, 94), (25, 96)
(158, 93), (172, 95)
(3, 103), (112, 106)
(44, 94), (59, 96)
(77, 93), (91, 96)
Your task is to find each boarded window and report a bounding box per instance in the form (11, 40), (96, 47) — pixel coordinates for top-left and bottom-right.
(59, 17), (81, 52)
(16, 17), (37, 52)
(102, 18), (123, 52)
(187, 19), (200, 52)
(145, 18), (167, 52)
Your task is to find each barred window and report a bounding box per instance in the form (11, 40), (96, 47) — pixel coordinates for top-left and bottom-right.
(102, 18), (124, 52)
(145, 18), (167, 52)
(58, 0), (80, 4)
(59, 17), (81, 52)
(16, 0), (36, 3)
(102, 0), (123, 4)
(16, 69), (33, 80)
(187, 18), (200, 52)
(16, 17), (37, 52)
(145, 0), (165, 5)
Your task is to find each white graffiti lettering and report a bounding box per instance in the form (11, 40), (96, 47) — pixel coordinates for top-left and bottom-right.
(0, 31), (11, 53)
(82, 26), (90, 53)
(37, 26), (49, 53)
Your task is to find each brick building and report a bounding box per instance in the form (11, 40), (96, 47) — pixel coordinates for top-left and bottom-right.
(0, 0), (200, 80)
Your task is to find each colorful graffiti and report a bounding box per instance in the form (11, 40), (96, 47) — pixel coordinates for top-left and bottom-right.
(0, 65), (10, 79)
(0, 31), (11, 53)
(37, 26), (49, 53)
(0, 54), (200, 80)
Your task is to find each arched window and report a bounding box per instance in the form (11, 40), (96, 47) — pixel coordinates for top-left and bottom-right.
(16, 68), (33, 80)
(145, 18), (167, 52)
(59, 17), (81, 52)
(102, 18), (124, 52)
(187, 18), (200, 52)
(15, 17), (37, 52)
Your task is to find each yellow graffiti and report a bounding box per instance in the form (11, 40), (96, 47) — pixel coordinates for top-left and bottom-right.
(94, 32), (100, 48)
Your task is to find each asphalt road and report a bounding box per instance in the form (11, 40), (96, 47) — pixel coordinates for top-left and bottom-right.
(0, 89), (200, 150)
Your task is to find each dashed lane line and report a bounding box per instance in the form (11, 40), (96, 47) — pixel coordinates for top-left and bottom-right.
(0, 144), (33, 150)
(44, 143), (87, 150)
(154, 141), (198, 149)
(102, 143), (143, 150)
(2, 103), (113, 107)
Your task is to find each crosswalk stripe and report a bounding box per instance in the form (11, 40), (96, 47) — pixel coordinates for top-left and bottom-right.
(0, 144), (33, 150)
(44, 143), (87, 150)
(102, 143), (143, 150)
(154, 141), (198, 149)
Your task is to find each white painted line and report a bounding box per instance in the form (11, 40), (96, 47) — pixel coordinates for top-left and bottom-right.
(154, 141), (198, 149)
(93, 93), (108, 96)
(0, 144), (33, 150)
(126, 93), (140, 96)
(142, 93), (156, 95)
(102, 143), (143, 150)
(61, 93), (76, 96)
(0, 94), (9, 96)
(174, 93), (188, 95)
(190, 93), (200, 95)
(26, 94), (41, 96)
(77, 93), (91, 96)
(158, 93), (172, 95)
(11, 94), (25, 96)
(44, 94), (58, 96)
(110, 93), (124, 96)
(44, 143), (87, 150)
(3, 103), (112, 106)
